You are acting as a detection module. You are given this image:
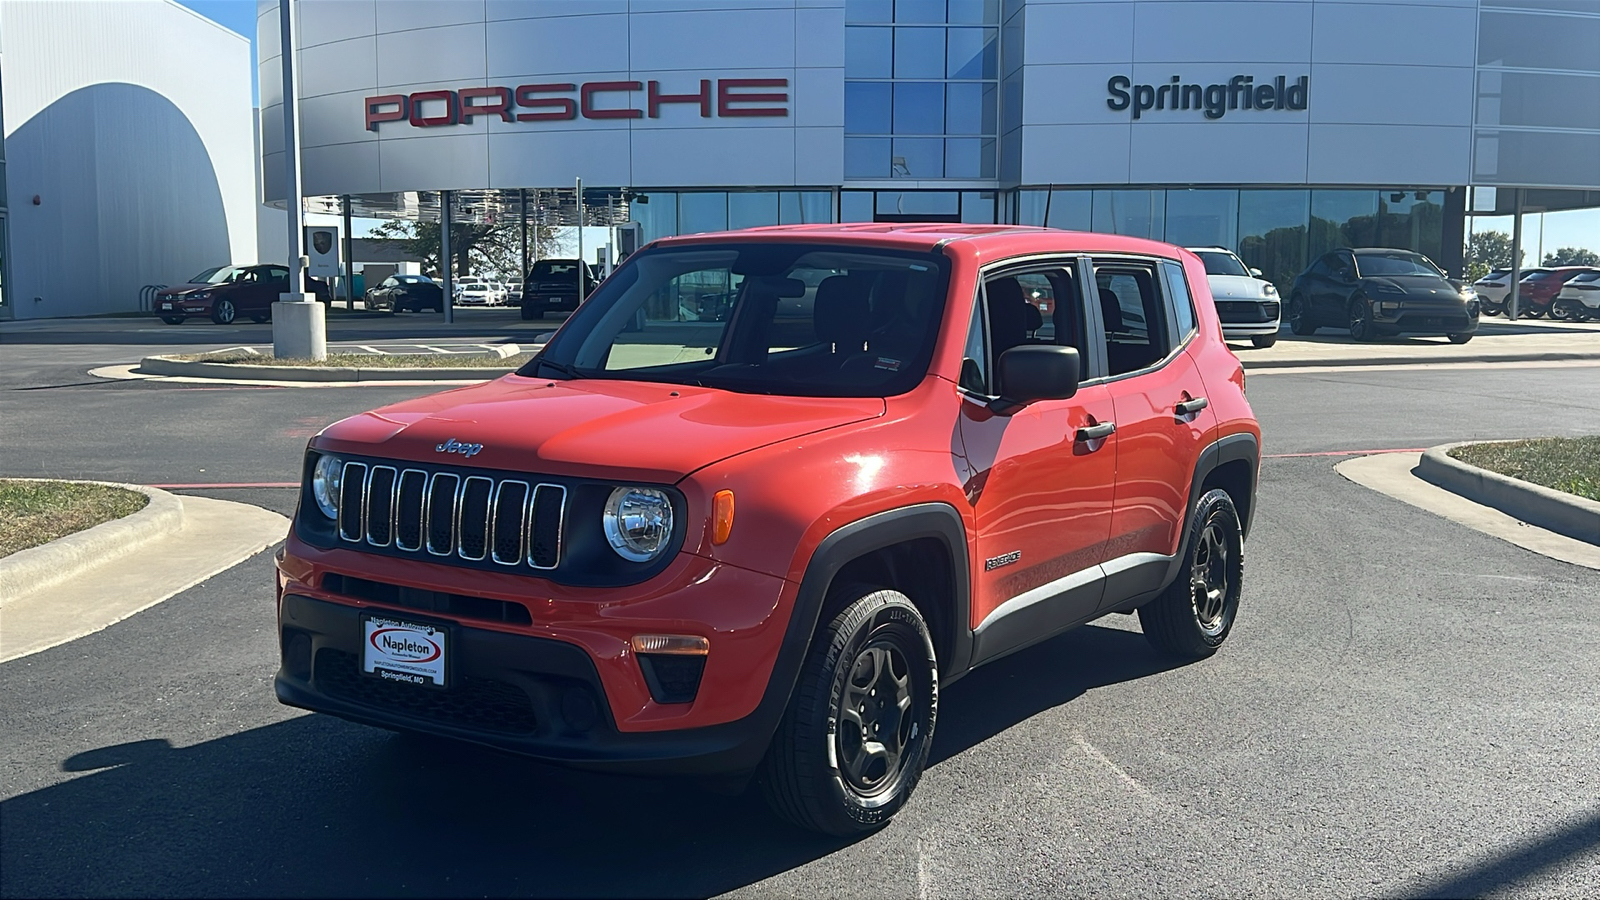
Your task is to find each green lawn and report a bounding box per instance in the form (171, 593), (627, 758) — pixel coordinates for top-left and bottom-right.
(1449, 437), (1600, 502)
(0, 481), (149, 559)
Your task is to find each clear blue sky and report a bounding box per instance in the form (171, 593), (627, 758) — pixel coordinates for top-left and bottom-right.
(176, 0), (1598, 254)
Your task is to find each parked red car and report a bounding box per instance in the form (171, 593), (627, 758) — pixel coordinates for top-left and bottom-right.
(1513, 267), (1594, 318)
(156, 264), (332, 324)
(275, 225), (1261, 834)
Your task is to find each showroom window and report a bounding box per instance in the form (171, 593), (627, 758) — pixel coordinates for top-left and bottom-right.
(630, 191), (835, 240)
(844, 0), (1000, 180)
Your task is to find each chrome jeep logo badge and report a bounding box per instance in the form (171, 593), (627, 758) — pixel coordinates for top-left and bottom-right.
(435, 438), (484, 458)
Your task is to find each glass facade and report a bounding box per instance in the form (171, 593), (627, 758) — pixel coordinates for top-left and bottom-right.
(1011, 187), (1454, 292)
(630, 190), (834, 243)
(844, 0), (1000, 180)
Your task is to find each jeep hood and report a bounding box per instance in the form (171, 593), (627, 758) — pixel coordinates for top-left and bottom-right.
(312, 375), (886, 483)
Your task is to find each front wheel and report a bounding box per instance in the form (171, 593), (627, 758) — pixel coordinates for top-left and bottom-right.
(1139, 488), (1244, 660)
(211, 298), (237, 325)
(1348, 297), (1377, 342)
(160, 315), (184, 325)
(761, 588), (937, 836)
(1523, 307), (1545, 319)
(1448, 333), (1474, 344)
(1287, 294), (1317, 335)
(1251, 335), (1278, 349)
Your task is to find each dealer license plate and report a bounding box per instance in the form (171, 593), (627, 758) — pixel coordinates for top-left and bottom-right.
(362, 615), (447, 688)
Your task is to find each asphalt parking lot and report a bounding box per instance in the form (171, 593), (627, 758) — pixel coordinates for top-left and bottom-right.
(2, 315), (1599, 898)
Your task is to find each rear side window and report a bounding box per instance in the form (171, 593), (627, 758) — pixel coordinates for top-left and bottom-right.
(1163, 262), (1198, 341)
(968, 261), (1087, 397)
(1093, 261), (1170, 377)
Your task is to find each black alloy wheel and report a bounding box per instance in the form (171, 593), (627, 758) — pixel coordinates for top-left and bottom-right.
(1287, 294), (1317, 335)
(1139, 488), (1244, 660)
(160, 315), (184, 325)
(762, 588), (937, 836)
(211, 298), (237, 325)
(1348, 296), (1377, 342)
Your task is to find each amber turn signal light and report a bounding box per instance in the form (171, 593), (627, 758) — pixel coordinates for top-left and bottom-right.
(712, 489), (735, 545)
(630, 634), (710, 656)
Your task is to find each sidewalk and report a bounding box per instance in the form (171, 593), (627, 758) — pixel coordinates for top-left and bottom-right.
(1238, 318), (1600, 369)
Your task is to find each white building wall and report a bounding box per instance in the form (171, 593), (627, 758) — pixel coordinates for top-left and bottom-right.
(261, 0), (846, 200)
(1, 0), (257, 318)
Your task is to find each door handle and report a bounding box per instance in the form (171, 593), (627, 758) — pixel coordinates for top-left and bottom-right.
(1175, 396), (1209, 419)
(1075, 422), (1116, 442)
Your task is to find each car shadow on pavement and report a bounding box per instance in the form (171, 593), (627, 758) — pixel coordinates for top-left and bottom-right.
(0, 623), (1178, 898)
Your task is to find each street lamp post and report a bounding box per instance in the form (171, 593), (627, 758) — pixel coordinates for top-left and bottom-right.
(271, 0), (325, 360)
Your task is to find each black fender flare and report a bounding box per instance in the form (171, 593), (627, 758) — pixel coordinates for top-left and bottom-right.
(744, 504), (974, 753)
(1153, 432), (1260, 595)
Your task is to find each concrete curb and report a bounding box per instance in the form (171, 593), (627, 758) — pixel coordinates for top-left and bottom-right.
(1244, 349), (1600, 370)
(1416, 442), (1600, 546)
(137, 354), (520, 382)
(0, 480), (185, 605)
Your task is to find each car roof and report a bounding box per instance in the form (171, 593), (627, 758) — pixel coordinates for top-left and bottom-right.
(652, 223), (1185, 258)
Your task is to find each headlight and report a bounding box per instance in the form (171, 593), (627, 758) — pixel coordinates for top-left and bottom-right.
(1459, 287), (1477, 300)
(311, 454), (343, 519)
(1373, 284), (1405, 295)
(603, 486), (674, 562)
(1260, 283), (1278, 297)
(191, 292), (211, 301)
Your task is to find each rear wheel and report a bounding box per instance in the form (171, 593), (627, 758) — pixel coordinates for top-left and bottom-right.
(1348, 297), (1377, 342)
(160, 315), (184, 325)
(1551, 299), (1581, 321)
(1250, 335), (1278, 349)
(211, 298), (237, 325)
(1287, 294), (1316, 335)
(1523, 307), (1545, 319)
(1448, 333), (1474, 344)
(761, 588), (937, 836)
(1139, 488), (1244, 660)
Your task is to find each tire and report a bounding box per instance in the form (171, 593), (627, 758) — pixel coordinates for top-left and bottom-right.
(1523, 307), (1545, 319)
(1448, 333), (1474, 344)
(761, 588), (938, 836)
(1250, 335), (1278, 349)
(160, 315), (184, 325)
(249, 314), (269, 324)
(1138, 488), (1244, 660)
(1287, 294), (1317, 335)
(1551, 299), (1581, 321)
(1348, 296), (1377, 342)
(1480, 298), (1504, 317)
(211, 298), (237, 325)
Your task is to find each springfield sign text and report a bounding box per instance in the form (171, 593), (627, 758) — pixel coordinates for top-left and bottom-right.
(365, 78), (789, 131)
(1107, 74), (1309, 120)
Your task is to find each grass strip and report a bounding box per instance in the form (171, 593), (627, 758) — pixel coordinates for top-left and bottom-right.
(0, 481), (149, 559)
(172, 350), (533, 368)
(1449, 436), (1600, 503)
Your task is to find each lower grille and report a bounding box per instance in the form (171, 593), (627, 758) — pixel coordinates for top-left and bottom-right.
(315, 649), (537, 735)
(1216, 300), (1278, 323)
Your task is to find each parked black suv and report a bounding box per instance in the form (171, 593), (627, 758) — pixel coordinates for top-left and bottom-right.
(520, 259), (597, 320)
(1286, 248), (1479, 344)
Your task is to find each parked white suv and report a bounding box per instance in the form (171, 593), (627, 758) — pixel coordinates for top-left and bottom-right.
(1187, 247), (1282, 348)
(1554, 270), (1600, 321)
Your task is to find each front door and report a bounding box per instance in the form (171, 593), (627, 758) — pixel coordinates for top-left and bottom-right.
(959, 261), (1116, 660)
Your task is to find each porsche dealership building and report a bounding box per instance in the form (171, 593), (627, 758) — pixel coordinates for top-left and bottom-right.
(262, 0), (1600, 290)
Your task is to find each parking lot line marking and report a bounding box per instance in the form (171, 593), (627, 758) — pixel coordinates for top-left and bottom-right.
(147, 482), (299, 489)
(1264, 448), (1428, 459)
(356, 345), (385, 354)
(1074, 735), (1156, 801)
(422, 346), (451, 353)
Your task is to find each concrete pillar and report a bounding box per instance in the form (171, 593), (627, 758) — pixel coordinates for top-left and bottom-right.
(272, 297), (326, 360)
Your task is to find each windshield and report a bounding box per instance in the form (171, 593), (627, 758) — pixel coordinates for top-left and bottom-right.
(395, 275), (428, 284)
(190, 265), (243, 284)
(523, 242), (951, 398)
(1194, 251), (1250, 277)
(530, 261), (585, 279)
(1355, 252), (1444, 277)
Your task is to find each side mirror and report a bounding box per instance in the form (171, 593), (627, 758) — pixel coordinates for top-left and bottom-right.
(991, 345), (1080, 415)
(1249, 267), (1264, 278)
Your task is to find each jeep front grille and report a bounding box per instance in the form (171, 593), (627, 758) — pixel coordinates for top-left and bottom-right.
(336, 462), (566, 569)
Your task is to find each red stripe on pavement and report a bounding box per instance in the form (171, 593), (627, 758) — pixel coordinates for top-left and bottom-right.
(1263, 448), (1428, 459)
(148, 482), (299, 488)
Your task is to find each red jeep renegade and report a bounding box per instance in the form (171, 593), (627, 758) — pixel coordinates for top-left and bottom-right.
(276, 224), (1260, 835)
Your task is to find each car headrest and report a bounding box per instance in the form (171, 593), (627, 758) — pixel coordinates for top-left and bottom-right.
(1024, 303), (1043, 335)
(1099, 287), (1124, 332)
(814, 274), (873, 348)
(986, 278), (1028, 354)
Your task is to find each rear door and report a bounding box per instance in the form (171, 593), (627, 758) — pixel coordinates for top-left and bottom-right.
(1090, 255), (1215, 607)
(960, 257), (1117, 657)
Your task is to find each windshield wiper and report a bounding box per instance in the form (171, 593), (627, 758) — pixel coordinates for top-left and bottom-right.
(533, 357), (584, 380)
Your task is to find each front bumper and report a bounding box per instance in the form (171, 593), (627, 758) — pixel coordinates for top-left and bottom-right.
(1221, 322), (1281, 338)
(155, 296), (213, 315)
(1371, 309), (1478, 335)
(526, 294), (580, 310)
(274, 533), (800, 775)
(365, 296), (394, 311)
